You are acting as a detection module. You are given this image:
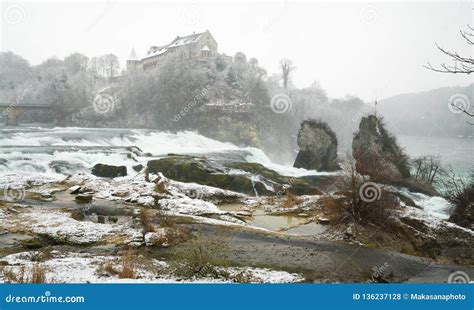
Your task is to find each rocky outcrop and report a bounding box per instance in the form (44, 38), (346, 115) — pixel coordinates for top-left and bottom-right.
(352, 115), (410, 181)
(195, 111), (260, 147)
(293, 120), (339, 171)
(91, 164), (127, 178)
(147, 155), (328, 196)
(147, 156), (272, 196)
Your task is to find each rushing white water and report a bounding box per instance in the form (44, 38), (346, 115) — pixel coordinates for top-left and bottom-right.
(0, 126), (457, 220)
(397, 188), (453, 220)
(0, 126), (319, 188)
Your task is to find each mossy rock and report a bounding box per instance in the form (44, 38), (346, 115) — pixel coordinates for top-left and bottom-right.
(225, 162), (325, 195)
(20, 238), (45, 249)
(147, 157), (273, 196)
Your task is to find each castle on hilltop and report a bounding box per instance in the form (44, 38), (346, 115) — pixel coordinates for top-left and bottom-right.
(127, 30), (231, 71)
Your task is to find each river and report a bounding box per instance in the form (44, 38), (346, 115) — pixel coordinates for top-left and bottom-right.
(0, 126), (472, 187)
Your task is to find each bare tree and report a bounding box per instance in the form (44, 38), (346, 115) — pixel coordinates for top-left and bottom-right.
(280, 58), (295, 89)
(103, 54), (120, 80)
(425, 25), (474, 75)
(411, 155), (444, 185)
(89, 54), (120, 80)
(425, 25), (473, 122)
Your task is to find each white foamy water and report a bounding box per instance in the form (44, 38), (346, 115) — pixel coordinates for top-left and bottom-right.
(0, 126), (318, 187)
(398, 188), (453, 220)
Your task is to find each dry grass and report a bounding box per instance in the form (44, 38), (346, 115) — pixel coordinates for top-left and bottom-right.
(155, 179), (169, 194)
(280, 191), (303, 209)
(70, 209), (84, 221)
(171, 234), (231, 278)
(97, 261), (118, 276)
(140, 209), (155, 233)
(317, 196), (346, 222)
(156, 209), (176, 228)
(2, 263), (47, 283)
(117, 248), (135, 279)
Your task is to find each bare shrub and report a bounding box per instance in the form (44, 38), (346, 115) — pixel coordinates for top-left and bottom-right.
(156, 209), (176, 228)
(30, 264), (47, 283)
(411, 155), (444, 186)
(97, 261), (118, 277)
(280, 191), (303, 208)
(2, 263), (47, 283)
(442, 168), (473, 228)
(333, 158), (397, 226)
(140, 209), (155, 233)
(117, 248), (135, 279)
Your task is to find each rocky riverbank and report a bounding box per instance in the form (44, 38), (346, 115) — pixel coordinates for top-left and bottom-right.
(0, 151), (472, 283)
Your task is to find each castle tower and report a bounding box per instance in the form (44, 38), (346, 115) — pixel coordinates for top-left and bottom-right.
(126, 48), (141, 72)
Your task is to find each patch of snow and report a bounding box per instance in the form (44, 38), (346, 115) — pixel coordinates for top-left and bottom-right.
(227, 267), (304, 283)
(399, 205), (474, 235)
(159, 197), (224, 215)
(0, 251), (303, 284)
(16, 208), (142, 245)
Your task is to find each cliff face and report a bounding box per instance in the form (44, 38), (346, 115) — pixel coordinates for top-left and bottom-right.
(352, 115), (410, 181)
(293, 120), (339, 171)
(195, 110), (261, 147)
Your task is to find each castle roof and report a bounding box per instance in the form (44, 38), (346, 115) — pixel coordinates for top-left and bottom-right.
(143, 31), (208, 60)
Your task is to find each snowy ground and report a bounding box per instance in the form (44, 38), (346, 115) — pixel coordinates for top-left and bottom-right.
(0, 251), (304, 284)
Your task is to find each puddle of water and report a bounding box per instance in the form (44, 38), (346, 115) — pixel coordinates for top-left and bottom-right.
(286, 222), (327, 235)
(218, 203), (244, 212)
(250, 209), (303, 231)
(0, 233), (32, 248)
(218, 203), (327, 236)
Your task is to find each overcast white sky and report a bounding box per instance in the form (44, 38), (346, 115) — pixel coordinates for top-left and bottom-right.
(1, 0), (472, 100)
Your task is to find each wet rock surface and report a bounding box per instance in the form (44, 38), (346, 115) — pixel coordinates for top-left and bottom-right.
(293, 120), (340, 171)
(352, 115), (410, 180)
(147, 156), (331, 196)
(92, 164), (127, 178)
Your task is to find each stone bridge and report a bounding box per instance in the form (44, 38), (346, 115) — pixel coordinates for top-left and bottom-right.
(0, 82), (123, 126)
(0, 103), (51, 126)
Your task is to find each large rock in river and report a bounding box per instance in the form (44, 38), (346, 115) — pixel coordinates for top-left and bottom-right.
(147, 156), (272, 196)
(352, 115), (410, 180)
(147, 155), (328, 196)
(293, 120), (339, 171)
(92, 164), (127, 178)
